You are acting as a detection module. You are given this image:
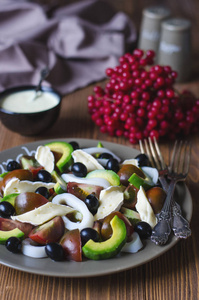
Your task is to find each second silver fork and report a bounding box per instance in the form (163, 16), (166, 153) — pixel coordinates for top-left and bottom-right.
(139, 138), (191, 245)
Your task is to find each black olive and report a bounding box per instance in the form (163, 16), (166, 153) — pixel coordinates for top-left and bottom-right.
(85, 194), (99, 215)
(106, 158), (119, 173)
(69, 141), (80, 151)
(7, 160), (21, 171)
(0, 201), (15, 218)
(35, 186), (50, 199)
(134, 221), (152, 239)
(6, 237), (22, 253)
(80, 228), (100, 246)
(36, 170), (52, 183)
(135, 153), (150, 167)
(98, 153), (113, 159)
(45, 243), (64, 261)
(71, 162), (87, 177)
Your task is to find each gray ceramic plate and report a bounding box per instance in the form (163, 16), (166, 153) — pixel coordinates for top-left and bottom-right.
(0, 138), (193, 277)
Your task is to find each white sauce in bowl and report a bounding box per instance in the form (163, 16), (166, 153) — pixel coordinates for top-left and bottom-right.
(0, 90), (60, 113)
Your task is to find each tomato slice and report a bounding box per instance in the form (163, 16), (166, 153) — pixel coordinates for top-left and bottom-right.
(67, 182), (103, 201)
(29, 216), (65, 245)
(0, 218), (33, 237)
(60, 229), (82, 262)
(1, 169), (33, 195)
(29, 166), (44, 180)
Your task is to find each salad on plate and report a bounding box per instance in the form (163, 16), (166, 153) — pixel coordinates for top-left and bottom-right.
(0, 140), (169, 262)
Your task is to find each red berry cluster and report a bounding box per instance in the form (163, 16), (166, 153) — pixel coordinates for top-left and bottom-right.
(88, 49), (199, 144)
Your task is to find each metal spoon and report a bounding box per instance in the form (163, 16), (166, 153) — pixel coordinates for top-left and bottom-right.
(32, 67), (50, 101)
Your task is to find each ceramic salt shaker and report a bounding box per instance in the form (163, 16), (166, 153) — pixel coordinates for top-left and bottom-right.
(158, 18), (192, 82)
(138, 6), (171, 57)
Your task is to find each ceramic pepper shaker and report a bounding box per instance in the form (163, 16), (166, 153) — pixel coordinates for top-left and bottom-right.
(138, 6), (171, 58)
(157, 18), (192, 82)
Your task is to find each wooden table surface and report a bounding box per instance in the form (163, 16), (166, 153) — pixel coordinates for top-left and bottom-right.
(0, 1), (199, 299)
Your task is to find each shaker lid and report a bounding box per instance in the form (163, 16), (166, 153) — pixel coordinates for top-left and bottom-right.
(143, 6), (171, 19)
(161, 18), (191, 31)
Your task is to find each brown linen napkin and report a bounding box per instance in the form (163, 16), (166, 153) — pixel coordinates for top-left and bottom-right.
(0, 0), (136, 95)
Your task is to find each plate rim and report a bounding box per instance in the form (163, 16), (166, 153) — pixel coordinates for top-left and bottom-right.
(0, 138), (193, 277)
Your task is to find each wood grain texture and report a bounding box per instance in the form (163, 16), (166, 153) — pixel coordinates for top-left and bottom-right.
(0, 1), (199, 300)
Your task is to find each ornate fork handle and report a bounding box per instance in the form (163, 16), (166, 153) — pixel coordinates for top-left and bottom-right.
(151, 211), (172, 245)
(159, 176), (191, 239)
(171, 201), (191, 238)
(151, 180), (176, 245)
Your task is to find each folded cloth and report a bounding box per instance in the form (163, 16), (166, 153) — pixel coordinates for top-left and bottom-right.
(0, 0), (136, 95)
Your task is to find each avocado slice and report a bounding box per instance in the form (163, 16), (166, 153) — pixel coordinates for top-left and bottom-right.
(120, 207), (141, 226)
(20, 155), (41, 169)
(86, 169), (120, 186)
(0, 193), (19, 206)
(97, 142), (104, 148)
(45, 142), (73, 173)
(0, 228), (24, 244)
(128, 173), (154, 190)
(95, 141), (104, 158)
(51, 170), (67, 194)
(82, 215), (127, 260)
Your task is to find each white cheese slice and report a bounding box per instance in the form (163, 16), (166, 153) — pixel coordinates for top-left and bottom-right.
(135, 186), (157, 228)
(94, 186), (124, 221)
(11, 202), (75, 225)
(82, 147), (121, 162)
(61, 173), (110, 189)
(35, 145), (54, 173)
(3, 178), (55, 196)
(122, 158), (139, 167)
(72, 149), (104, 172)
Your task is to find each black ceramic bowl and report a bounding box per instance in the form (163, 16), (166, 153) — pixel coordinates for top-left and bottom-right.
(0, 85), (62, 136)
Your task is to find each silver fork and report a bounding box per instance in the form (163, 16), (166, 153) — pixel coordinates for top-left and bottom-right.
(168, 141), (191, 240)
(139, 138), (191, 245)
(139, 137), (169, 192)
(151, 140), (191, 245)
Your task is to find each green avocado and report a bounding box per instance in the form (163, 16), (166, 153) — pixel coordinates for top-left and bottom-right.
(82, 215), (127, 260)
(86, 169), (120, 186)
(45, 141), (73, 173)
(0, 193), (19, 207)
(20, 155), (40, 169)
(128, 173), (154, 190)
(51, 170), (67, 194)
(120, 207), (141, 226)
(95, 141), (104, 158)
(97, 142), (104, 148)
(0, 228), (24, 244)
